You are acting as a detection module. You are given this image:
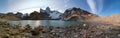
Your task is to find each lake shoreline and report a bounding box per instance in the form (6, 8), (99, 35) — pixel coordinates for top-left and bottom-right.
(7, 20), (83, 27)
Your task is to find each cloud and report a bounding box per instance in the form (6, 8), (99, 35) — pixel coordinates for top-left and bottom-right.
(7, 0), (65, 13)
(97, 0), (103, 14)
(87, 0), (96, 13)
(64, 0), (70, 3)
(87, 0), (104, 14)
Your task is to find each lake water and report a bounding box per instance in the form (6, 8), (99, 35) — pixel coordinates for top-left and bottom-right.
(8, 20), (83, 27)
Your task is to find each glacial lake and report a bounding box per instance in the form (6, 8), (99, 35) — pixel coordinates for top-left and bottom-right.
(8, 20), (83, 27)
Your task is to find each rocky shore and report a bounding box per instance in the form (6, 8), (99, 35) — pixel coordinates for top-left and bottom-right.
(0, 21), (120, 38)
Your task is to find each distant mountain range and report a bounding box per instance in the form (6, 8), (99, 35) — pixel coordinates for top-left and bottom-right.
(0, 7), (99, 21)
(0, 7), (120, 25)
(0, 7), (62, 20)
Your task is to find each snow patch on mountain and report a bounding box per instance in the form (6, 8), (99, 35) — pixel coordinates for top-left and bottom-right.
(16, 7), (62, 19)
(40, 7), (62, 19)
(49, 11), (61, 19)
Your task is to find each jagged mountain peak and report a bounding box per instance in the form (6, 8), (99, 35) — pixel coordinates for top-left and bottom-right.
(46, 7), (51, 11)
(61, 7), (99, 21)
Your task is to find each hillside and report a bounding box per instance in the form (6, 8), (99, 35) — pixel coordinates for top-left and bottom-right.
(0, 14), (21, 21)
(87, 14), (120, 25)
(61, 7), (98, 21)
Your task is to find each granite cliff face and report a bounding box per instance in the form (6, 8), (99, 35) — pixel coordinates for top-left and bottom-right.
(40, 7), (62, 20)
(60, 7), (98, 21)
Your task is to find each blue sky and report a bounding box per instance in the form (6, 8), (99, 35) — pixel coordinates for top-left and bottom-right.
(0, 0), (120, 16)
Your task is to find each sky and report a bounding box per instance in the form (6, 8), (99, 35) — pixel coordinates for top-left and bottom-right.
(0, 0), (120, 16)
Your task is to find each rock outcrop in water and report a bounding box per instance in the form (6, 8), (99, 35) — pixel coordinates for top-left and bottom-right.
(60, 7), (98, 21)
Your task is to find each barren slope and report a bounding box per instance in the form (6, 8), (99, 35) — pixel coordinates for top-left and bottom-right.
(87, 14), (120, 25)
(0, 15), (21, 21)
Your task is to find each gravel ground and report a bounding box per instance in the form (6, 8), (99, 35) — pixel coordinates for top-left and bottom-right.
(0, 21), (120, 38)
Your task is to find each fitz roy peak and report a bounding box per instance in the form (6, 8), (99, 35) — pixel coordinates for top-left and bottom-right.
(40, 7), (61, 19)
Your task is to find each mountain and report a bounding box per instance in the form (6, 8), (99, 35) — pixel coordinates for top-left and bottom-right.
(61, 7), (98, 21)
(20, 7), (99, 20)
(10, 7), (62, 20)
(49, 11), (61, 19)
(26, 7), (62, 20)
(0, 7), (100, 20)
(40, 7), (62, 19)
(0, 12), (21, 21)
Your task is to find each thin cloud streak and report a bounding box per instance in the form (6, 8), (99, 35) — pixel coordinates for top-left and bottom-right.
(87, 0), (96, 14)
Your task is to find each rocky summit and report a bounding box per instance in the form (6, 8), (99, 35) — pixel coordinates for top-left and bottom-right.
(60, 7), (98, 21)
(40, 7), (62, 20)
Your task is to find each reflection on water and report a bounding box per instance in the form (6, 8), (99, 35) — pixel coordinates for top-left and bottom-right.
(35, 21), (40, 27)
(8, 20), (82, 27)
